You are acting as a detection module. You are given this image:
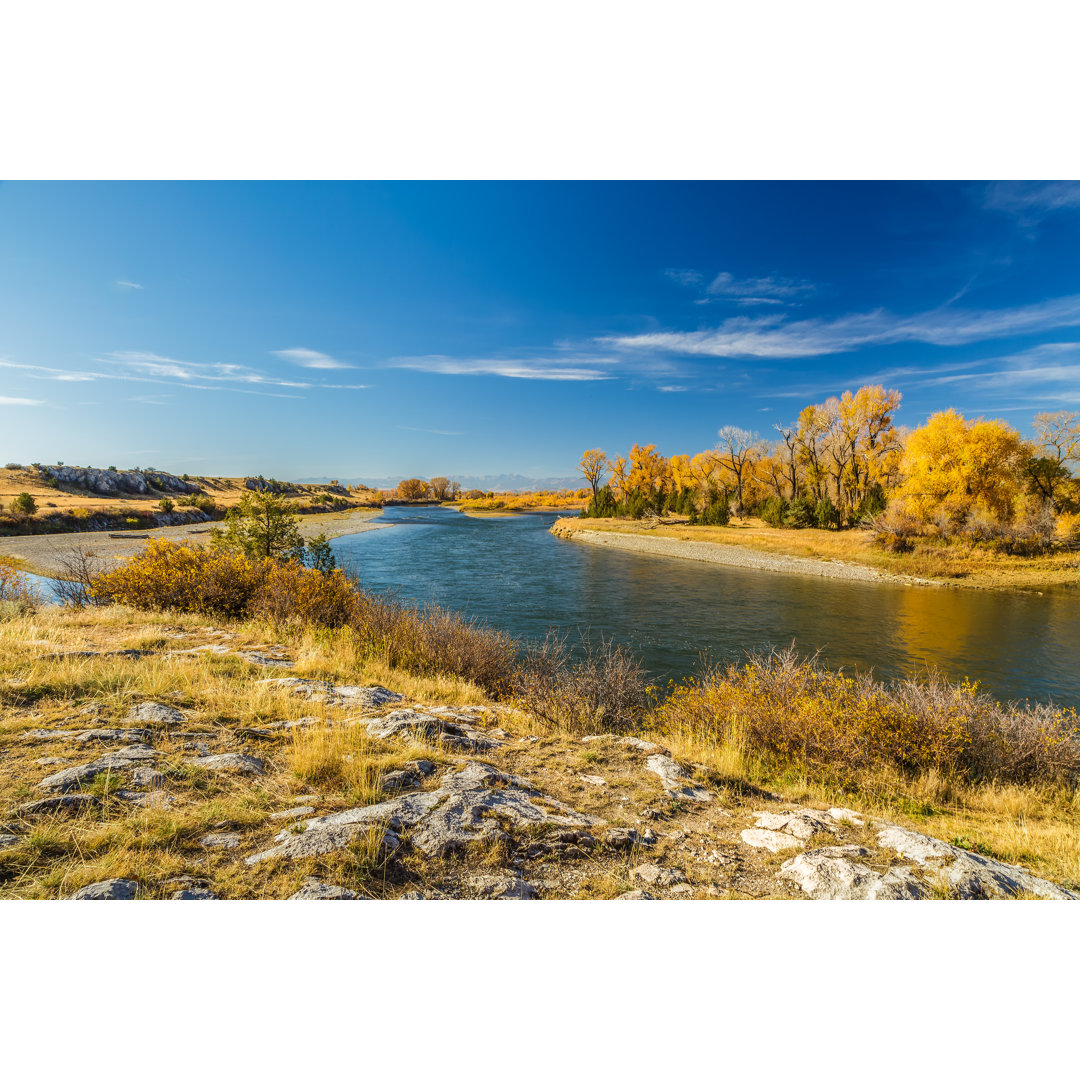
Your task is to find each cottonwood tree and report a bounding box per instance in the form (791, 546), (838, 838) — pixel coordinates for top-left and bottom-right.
(578, 449), (611, 497)
(396, 478), (429, 501)
(428, 476), (452, 501)
(715, 426), (766, 514)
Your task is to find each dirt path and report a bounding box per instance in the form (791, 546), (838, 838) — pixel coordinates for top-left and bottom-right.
(0, 508), (390, 577)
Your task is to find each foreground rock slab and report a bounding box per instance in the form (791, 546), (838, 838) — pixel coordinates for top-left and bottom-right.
(247, 760), (603, 864)
(38, 745), (158, 793)
(256, 678), (403, 709)
(185, 753), (266, 776)
(779, 846), (930, 900)
(288, 879), (360, 900)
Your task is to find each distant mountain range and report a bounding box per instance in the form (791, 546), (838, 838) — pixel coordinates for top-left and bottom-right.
(297, 473), (582, 492)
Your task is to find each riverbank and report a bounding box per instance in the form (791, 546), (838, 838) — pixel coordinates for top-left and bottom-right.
(0, 507), (389, 579)
(551, 517), (1080, 591)
(2, 603), (1076, 899)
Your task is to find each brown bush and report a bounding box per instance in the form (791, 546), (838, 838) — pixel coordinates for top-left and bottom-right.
(655, 648), (1080, 786)
(513, 630), (652, 735)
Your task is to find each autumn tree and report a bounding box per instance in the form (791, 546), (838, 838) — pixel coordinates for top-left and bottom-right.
(609, 456), (628, 501)
(428, 476), (452, 501)
(578, 449), (611, 497)
(396, 478), (429, 501)
(1029, 411), (1080, 510)
(894, 410), (1030, 524)
(627, 443), (671, 504)
(715, 426), (766, 514)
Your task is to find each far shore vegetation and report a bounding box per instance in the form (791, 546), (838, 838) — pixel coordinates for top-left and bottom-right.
(569, 388), (1080, 589)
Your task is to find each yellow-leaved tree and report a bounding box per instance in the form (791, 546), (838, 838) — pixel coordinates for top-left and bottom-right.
(894, 409), (1030, 525)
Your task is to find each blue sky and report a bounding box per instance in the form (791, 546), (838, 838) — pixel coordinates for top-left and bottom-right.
(2, 180), (1080, 482)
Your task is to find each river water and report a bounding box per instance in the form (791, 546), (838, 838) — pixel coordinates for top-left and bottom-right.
(328, 506), (1080, 708)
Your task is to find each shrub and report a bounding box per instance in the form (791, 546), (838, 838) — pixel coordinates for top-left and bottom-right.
(655, 648), (1080, 786)
(0, 558), (40, 616)
(814, 495), (842, 530)
(513, 630), (651, 734)
(782, 495), (815, 528)
(9, 492), (36, 518)
(699, 498), (730, 526)
(759, 496), (787, 527)
(158, 497), (175, 513)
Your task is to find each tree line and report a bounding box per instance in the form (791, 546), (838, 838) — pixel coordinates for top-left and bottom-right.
(578, 388), (1080, 545)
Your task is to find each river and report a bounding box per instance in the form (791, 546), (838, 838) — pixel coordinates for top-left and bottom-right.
(327, 506), (1080, 708)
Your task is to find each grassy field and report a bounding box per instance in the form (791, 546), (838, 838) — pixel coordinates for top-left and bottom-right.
(2, 601), (1077, 897)
(553, 515), (1080, 590)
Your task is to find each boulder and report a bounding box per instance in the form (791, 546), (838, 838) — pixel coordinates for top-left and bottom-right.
(17, 793), (101, 815)
(70, 878), (138, 900)
(751, 809), (835, 841)
(603, 827), (653, 851)
(366, 709), (501, 751)
(171, 888), (218, 900)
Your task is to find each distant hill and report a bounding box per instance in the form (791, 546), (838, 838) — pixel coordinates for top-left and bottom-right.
(298, 474), (582, 492)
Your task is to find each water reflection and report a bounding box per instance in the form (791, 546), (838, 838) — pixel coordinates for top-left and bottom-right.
(333, 507), (1080, 707)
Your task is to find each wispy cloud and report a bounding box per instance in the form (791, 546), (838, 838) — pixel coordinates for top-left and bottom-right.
(115, 280), (143, 290)
(0, 395), (45, 406)
(389, 354), (615, 381)
(984, 181), (1080, 224)
(272, 347), (352, 370)
(602, 293), (1080, 359)
(706, 271), (815, 303)
(663, 268), (703, 287)
(0, 353), (368, 399)
(657, 385), (688, 393)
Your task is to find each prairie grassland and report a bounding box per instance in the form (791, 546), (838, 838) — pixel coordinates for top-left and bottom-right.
(552, 515), (1080, 590)
(2, 601), (1078, 896)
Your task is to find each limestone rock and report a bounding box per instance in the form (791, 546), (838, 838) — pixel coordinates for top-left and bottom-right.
(751, 809), (836, 840)
(739, 829), (804, 853)
(269, 806), (316, 821)
(171, 888), (218, 899)
(38, 745), (157, 792)
(247, 760), (602, 864)
(129, 702), (186, 726)
(617, 737), (665, 753)
(366, 709), (501, 751)
(382, 759), (436, 791)
(614, 889), (656, 900)
(778, 846), (930, 900)
(877, 825), (1078, 900)
(256, 678), (402, 709)
(630, 863), (688, 888)
(668, 883), (695, 899)
(35, 757), (70, 766)
(129, 767), (164, 789)
(828, 807), (866, 825)
(235, 651), (292, 668)
(72, 729), (150, 744)
(0, 833), (21, 850)
(288, 879), (360, 900)
(17, 793), (101, 815)
(200, 832), (242, 849)
(603, 827), (653, 851)
(469, 874), (539, 899)
(644, 755), (713, 802)
(185, 753), (265, 775)
(70, 878), (138, 900)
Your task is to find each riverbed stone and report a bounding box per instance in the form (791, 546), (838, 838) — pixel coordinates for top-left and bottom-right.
(129, 702), (186, 726)
(644, 755), (713, 802)
(70, 878), (138, 900)
(185, 753), (266, 775)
